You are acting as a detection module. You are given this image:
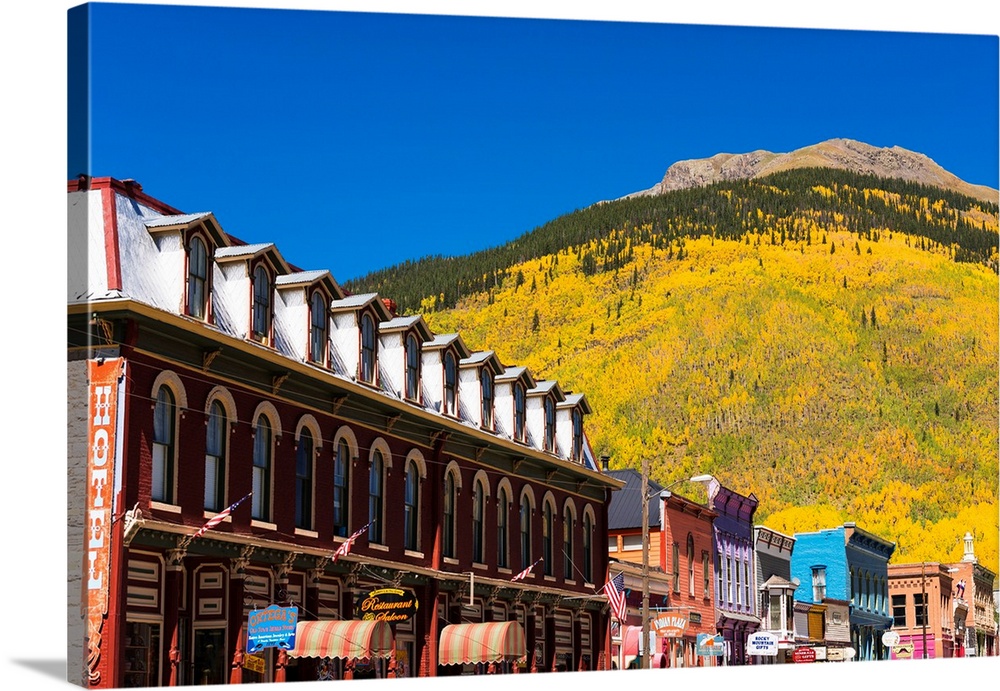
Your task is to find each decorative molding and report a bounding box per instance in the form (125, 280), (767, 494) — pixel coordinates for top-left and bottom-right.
(230, 545), (256, 578)
(385, 414), (401, 433)
(331, 395), (348, 414)
(165, 547), (187, 570)
(202, 347), (222, 371)
(474, 446), (487, 463)
(274, 551), (300, 582)
(272, 372), (290, 395)
(429, 430), (451, 446)
(513, 457), (526, 473)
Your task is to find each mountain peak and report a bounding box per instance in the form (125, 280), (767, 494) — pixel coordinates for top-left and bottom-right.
(623, 138), (997, 204)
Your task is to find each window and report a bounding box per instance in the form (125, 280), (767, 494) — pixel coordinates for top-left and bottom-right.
(769, 593), (783, 630)
(572, 408), (583, 460)
(443, 471), (457, 559)
(333, 438), (350, 538)
(252, 265), (271, 342)
(405, 334), (420, 401)
(187, 236), (208, 319)
(368, 450), (384, 544)
(481, 369), (494, 430)
(583, 513), (593, 583)
(309, 292), (327, 364)
(716, 552), (724, 604)
(914, 593), (928, 627)
(360, 313), (377, 383)
(672, 543), (680, 593)
(687, 535), (695, 597)
(472, 479), (485, 563)
(204, 400), (226, 511)
(744, 560), (751, 607)
(563, 506), (573, 579)
(514, 382), (526, 442)
(404, 460), (419, 551)
(544, 397), (556, 451)
(520, 495), (532, 568)
(891, 594), (907, 627)
(152, 386), (176, 504)
(865, 573), (872, 610)
(295, 429), (314, 529)
(703, 552), (710, 598)
(735, 555), (742, 605)
(542, 502), (554, 576)
(251, 417), (272, 521)
(727, 556), (734, 603)
(811, 566), (827, 602)
(444, 351), (457, 416)
(497, 486), (509, 568)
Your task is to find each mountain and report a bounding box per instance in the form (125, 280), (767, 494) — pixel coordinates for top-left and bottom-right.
(620, 138), (998, 205)
(345, 147), (999, 571)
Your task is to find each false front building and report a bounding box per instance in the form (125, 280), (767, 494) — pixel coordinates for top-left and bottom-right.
(67, 177), (622, 688)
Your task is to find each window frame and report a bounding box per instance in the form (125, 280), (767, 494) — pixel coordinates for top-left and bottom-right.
(251, 416), (273, 521)
(405, 333), (420, 401)
(443, 470), (457, 559)
(811, 566), (827, 602)
(542, 501), (554, 576)
(443, 350), (458, 417)
(333, 438), (350, 538)
(295, 428), (314, 530)
(368, 449), (385, 544)
(472, 479), (485, 563)
(309, 291), (327, 365)
(544, 396), (556, 452)
(520, 495), (532, 570)
(703, 551), (710, 599)
(152, 385), (177, 504)
(513, 381), (526, 442)
(687, 534), (695, 598)
(891, 594), (907, 627)
(562, 505), (574, 580)
(672, 543), (680, 593)
(582, 512), (593, 583)
(186, 234), (209, 320)
(497, 486), (509, 568)
(204, 399), (227, 512)
(404, 459), (419, 552)
(360, 312), (377, 384)
(481, 368), (494, 431)
(251, 264), (272, 343)
(572, 408), (583, 460)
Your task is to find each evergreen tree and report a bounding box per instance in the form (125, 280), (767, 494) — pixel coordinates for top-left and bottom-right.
(870, 306), (877, 329)
(531, 310), (540, 332)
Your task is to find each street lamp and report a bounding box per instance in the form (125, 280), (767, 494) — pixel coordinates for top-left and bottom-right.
(639, 467), (715, 669)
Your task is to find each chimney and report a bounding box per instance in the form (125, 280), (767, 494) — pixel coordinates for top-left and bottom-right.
(600, 455), (610, 471)
(381, 298), (398, 316)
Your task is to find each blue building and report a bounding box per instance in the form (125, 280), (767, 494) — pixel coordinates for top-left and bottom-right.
(790, 522), (895, 662)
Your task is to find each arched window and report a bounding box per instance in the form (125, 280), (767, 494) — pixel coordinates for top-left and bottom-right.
(252, 417), (273, 521)
(405, 333), (420, 401)
(497, 486), (509, 568)
(582, 512), (593, 583)
(205, 400), (226, 511)
(187, 235), (208, 320)
(309, 292), (327, 364)
(443, 471), (457, 559)
(368, 450), (384, 544)
(520, 495), (532, 569)
(563, 505), (573, 579)
(152, 386), (176, 504)
(296, 429), (314, 530)
(514, 382), (526, 442)
(472, 479), (485, 563)
(333, 438), (350, 538)
(544, 397), (556, 451)
(252, 265), (271, 341)
(444, 351), (457, 416)
(542, 501), (554, 576)
(360, 313), (377, 383)
(481, 369), (494, 430)
(404, 460), (419, 551)
(687, 535), (695, 597)
(572, 408), (583, 460)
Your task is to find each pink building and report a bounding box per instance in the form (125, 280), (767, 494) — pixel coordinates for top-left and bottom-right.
(887, 563), (955, 659)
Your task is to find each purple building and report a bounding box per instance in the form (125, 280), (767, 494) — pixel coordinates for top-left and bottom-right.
(707, 479), (760, 665)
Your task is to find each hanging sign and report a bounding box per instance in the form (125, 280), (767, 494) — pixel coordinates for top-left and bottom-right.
(792, 646), (817, 663)
(242, 654), (266, 674)
(652, 613), (688, 638)
(247, 605), (299, 653)
(696, 633), (725, 656)
(747, 631), (779, 656)
(356, 587), (419, 623)
(881, 631), (900, 647)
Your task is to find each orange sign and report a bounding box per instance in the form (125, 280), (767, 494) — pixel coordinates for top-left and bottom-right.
(84, 358), (124, 685)
(652, 613), (688, 638)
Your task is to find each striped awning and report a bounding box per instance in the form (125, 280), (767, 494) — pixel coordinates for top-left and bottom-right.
(438, 622), (526, 665)
(286, 620), (394, 660)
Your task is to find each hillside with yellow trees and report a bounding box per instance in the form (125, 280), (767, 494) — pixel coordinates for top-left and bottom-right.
(346, 167), (999, 572)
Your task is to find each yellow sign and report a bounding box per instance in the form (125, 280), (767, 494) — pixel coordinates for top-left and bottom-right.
(243, 654), (266, 674)
(894, 643), (914, 659)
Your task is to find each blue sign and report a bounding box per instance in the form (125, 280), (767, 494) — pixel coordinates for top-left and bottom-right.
(247, 605), (298, 653)
(696, 633), (724, 656)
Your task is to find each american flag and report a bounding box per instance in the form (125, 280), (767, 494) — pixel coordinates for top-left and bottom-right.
(511, 558), (542, 582)
(603, 572), (627, 622)
(190, 492), (252, 541)
(331, 522), (372, 563)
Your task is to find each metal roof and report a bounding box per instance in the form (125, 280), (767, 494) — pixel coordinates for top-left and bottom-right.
(606, 468), (664, 531)
(275, 270), (332, 287)
(214, 242), (275, 259)
(330, 293), (379, 310)
(144, 212), (212, 228)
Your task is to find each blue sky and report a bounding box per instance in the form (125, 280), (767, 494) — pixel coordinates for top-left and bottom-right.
(75, 2), (999, 285)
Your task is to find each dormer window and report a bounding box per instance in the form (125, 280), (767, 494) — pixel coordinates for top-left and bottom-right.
(309, 291), (327, 364)
(544, 397), (556, 451)
(186, 235), (209, 320)
(444, 351), (458, 417)
(252, 265), (271, 342)
(360, 313), (377, 383)
(405, 333), (420, 401)
(514, 381), (526, 442)
(572, 408), (583, 460)
(481, 369), (494, 431)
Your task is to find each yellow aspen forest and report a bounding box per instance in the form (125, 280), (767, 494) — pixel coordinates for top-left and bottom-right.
(418, 177), (999, 571)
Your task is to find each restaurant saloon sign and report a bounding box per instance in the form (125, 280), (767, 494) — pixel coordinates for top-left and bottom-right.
(356, 588), (419, 623)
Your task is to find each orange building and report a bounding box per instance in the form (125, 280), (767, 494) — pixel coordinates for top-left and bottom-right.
(887, 563), (955, 659)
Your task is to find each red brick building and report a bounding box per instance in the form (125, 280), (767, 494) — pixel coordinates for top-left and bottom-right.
(68, 177), (622, 687)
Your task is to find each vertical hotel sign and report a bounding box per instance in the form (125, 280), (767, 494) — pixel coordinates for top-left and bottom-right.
(85, 358), (124, 685)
